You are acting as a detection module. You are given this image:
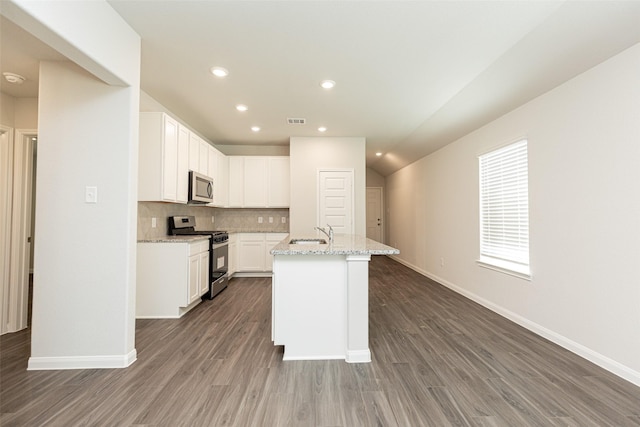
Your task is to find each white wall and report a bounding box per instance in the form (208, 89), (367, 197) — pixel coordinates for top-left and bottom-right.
(0, 94), (38, 129)
(5, 1), (142, 369)
(365, 167), (385, 188)
(30, 59), (140, 368)
(0, 93), (16, 126)
(14, 97), (38, 129)
(386, 43), (640, 386)
(290, 137), (366, 236)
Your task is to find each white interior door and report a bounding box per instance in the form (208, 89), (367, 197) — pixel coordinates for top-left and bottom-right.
(366, 187), (383, 243)
(318, 170), (354, 234)
(0, 129), (36, 335)
(9, 130), (36, 333)
(0, 126), (13, 334)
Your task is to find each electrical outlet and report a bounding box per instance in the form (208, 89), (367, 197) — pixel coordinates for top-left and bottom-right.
(440, 257), (445, 267)
(151, 217), (157, 228)
(211, 215), (215, 223)
(281, 217), (286, 224)
(269, 217), (273, 223)
(258, 217), (263, 224)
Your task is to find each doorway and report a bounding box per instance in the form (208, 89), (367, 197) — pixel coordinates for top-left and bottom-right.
(0, 128), (37, 335)
(366, 187), (384, 243)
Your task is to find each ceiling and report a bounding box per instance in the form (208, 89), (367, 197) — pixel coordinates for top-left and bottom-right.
(2, 1), (640, 176)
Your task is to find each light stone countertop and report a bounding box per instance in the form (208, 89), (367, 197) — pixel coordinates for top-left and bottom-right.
(137, 235), (210, 243)
(270, 234), (399, 256)
(226, 229), (289, 234)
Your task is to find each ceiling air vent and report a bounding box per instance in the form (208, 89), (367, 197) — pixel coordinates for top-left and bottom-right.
(287, 118), (306, 125)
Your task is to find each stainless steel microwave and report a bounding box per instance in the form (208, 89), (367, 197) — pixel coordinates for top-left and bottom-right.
(188, 171), (214, 204)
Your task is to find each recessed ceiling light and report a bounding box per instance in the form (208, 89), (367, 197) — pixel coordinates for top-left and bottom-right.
(251, 126), (260, 132)
(318, 126), (327, 132)
(210, 67), (228, 77)
(3, 72), (25, 84)
(320, 80), (335, 90)
(236, 104), (248, 112)
(376, 152), (383, 157)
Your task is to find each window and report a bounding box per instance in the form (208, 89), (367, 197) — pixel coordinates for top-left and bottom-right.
(478, 139), (530, 279)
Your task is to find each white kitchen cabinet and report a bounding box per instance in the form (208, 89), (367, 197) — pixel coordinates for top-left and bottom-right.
(199, 137), (208, 175)
(189, 132), (210, 175)
(215, 151), (229, 207)
(188, 240), (210, 304)
(228, 156), (244, 207)
(244, 157), (268, 207)
(205, 145), (228, 207)
(176, 124), (190, 203)
(207, 145), (217, 182)
(228, 233), (237, 277)
(137, 238), (210, 318)
(188, 254), (200, 304)
(188, 132), (200, 173)
(268, 157), (290, 207)
(235, 233), (288, 275)
(237, 233), (265, 272)
(227, 156), (290, 207)
(196, 247), (210, 298)
(265, 233), (289, 271)
(138, 112), (188, 203)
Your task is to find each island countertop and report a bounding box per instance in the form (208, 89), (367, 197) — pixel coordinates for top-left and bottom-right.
(270, 234), (399, 256)
(137, 235), (210, 244)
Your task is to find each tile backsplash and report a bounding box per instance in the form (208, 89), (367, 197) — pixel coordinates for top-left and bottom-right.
(138, 202), (289, 240)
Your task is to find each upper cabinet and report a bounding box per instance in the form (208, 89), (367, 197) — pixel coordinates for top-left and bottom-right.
(138, 112), (189, 203)
(214, 150), (229, 207)
(227, 156), (289, 208)
(267, 157), (290, 207)
(189, 132), (210, 176)
(138, 115), (286, 208)
(188, 133), (227, 207)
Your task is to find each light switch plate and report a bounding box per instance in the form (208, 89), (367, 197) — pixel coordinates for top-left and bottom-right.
(85, 186), (98, 204)
(151, 217), (157, 228)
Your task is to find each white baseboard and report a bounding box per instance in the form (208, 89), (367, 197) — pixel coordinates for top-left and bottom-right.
(346, 349), (372, 363)
(233, 272), (273, 278)
(27, 349), (137, 371)
(282, 354), (345, 361)
(388, 255), (640, 388)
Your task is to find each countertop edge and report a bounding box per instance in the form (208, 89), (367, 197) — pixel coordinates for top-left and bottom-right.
(138, 235), (211, 243)
(270, 234), (399, 256)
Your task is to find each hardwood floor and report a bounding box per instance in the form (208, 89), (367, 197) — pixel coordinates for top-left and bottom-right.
(2, 256), (639, 426)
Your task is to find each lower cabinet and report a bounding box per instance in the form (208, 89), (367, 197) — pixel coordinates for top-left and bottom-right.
(233, 233), (288, 276)
(189, 243), (210, 304)
(228, 233), (237, 277)
(137, 239), (210, 318)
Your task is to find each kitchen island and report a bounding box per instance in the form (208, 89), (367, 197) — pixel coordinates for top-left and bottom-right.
(270, 234), (399, 363)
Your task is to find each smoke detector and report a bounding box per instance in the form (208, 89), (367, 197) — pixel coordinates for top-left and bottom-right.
(3, 72), (26, 84)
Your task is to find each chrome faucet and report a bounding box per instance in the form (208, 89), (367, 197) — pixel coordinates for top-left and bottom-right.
(315, 224), (334, 242)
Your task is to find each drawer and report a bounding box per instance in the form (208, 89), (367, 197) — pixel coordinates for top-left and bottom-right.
(189, 240), (209, 255)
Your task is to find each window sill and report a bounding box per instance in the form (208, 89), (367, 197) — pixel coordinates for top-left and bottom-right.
(477, 256), (531, 281)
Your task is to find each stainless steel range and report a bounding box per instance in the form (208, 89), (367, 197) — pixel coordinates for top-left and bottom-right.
(169, 216), (229, 299)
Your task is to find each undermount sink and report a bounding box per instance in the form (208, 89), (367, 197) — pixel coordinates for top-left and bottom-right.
(289, 238), (327, 245)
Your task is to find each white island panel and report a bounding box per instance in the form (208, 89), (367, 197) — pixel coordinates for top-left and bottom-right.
(271, 234), (398, 363)
(273, 255), (346, 360)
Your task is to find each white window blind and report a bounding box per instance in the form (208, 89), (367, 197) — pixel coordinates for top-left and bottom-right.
(479, 139), (530, 277)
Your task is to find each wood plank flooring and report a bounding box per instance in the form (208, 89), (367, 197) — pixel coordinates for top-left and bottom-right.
(2, 256), (639, 426)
